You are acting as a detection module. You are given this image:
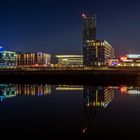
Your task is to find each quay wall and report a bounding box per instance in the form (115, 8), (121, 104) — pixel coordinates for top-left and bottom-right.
(0, 69), (139, 85)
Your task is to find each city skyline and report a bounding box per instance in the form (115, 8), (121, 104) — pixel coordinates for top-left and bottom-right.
(0, 0), (140, 57)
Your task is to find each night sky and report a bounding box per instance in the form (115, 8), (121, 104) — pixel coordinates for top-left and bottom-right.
(0, 0), (140, 57)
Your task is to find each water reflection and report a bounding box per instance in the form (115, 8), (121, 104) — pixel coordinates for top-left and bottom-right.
(55, 85), (83, 91)
(82, 86), (115, 135)
(0, 84), (51, 101)
(0, 84), (16, 101)
(83, 86), (115, 108)
(1, 84), (140, 137)
(16, 84), (51, 96)
(120, 86), (140, 95)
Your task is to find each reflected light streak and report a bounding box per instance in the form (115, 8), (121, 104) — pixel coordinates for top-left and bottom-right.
(56, 87), (83, 91)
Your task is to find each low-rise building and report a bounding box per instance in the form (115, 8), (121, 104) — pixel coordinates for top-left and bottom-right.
(0, 47), (17, 67)
(119, 54), (140, 66)
(16, 52), (51, 66)
(55, 55), (83, 67)
(83, 40), (115, 66)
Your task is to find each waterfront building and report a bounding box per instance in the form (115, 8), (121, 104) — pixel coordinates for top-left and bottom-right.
(119, 54), (140, 66)
(82, 14), (96, 66)
(55, 55), (83, 67)
(16, 52), (51, 66)
(0, 47), (17, 67)
(16, 53), (36, 66)
(83, 40), (115, 66)
(37, 52), (51, 65)
(82, 14), (115, 66)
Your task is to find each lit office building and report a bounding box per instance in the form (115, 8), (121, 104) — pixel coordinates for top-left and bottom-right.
(16, 53), (36, 66)
(82, 14), (96, 67)
(0, 47), (17, 67)
(16, 52), (51, 66)
(82, 14), (115, 66)
(84, 40), (115, 66)
(37, 52), (51, 65)
(55, 55), (83, 67)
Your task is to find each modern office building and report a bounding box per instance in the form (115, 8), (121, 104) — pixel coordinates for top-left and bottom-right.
(0, 47), (17, 67)
(16, 52), (51, 66)
(55, 55), (83, 67)
(82, 14), (96, 66)
(82, 14), (115, 66)
(82, 14), (96, 41)
(83, 40), (115, 66)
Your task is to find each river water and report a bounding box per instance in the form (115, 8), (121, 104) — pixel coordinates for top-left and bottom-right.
(0, 84), (140, 139)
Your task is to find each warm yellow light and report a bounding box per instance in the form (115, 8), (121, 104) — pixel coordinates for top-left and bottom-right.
(56, 55), (83, 58)
(56, 87), (83, 91)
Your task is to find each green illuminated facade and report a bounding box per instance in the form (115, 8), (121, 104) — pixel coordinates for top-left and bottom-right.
(0, 49), (17, 67)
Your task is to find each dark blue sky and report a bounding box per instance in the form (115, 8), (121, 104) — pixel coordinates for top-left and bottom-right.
(0, 0), (140, 57)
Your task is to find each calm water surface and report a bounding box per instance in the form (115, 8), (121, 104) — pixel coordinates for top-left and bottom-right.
(0, 84), (140, 138)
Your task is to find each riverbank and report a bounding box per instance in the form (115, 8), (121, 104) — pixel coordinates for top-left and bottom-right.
(0, 69), (139, 85)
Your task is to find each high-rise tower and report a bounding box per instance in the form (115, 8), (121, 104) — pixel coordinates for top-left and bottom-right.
(82, 14), (96, 41)
(82, 14), (115, 66)
(82, 14), (96, 66)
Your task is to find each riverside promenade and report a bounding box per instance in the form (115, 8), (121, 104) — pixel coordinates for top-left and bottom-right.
(0, 67), (140, 85)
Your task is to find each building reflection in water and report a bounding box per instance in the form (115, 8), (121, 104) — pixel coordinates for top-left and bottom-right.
(82, 86), (115, 135)
(55, 85), (83, 91)
(0, 84), (16, 101)
(16, 84), (51, 96)
(0, 84), (51, 101)
(120, 86), (140, 95)
(84, 86), (115, 108)
(2, 83), (140, 135)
